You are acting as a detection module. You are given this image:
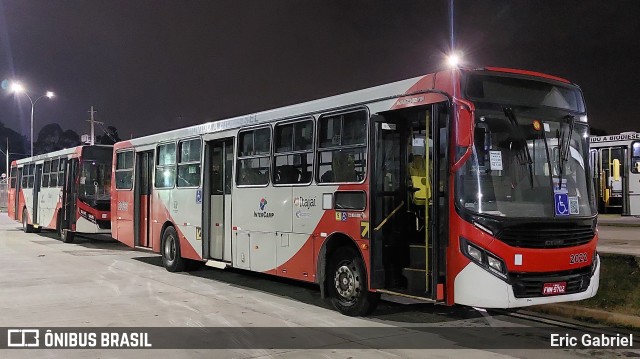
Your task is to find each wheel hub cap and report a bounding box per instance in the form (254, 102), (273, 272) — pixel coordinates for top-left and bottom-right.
(334, 264), (359, 299)
(165, 236), (176, 262)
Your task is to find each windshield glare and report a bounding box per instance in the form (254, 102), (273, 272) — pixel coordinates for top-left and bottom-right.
(456, 112), (594, 218)
(79, 160), (111, 201)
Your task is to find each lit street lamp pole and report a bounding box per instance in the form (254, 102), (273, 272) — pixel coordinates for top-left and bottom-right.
(9, 82), (54, 157)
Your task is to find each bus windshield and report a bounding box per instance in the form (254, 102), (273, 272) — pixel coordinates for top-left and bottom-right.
(79, 160), (111, 201)
(455, 110), (595, 218)
(78, 147), (112, 202)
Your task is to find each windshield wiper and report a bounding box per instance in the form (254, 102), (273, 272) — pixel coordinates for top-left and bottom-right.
(556, 115), (575, 191)
(503, 107), (534, 188)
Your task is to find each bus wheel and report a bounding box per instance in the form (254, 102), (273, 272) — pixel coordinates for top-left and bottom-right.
(328, 246), (380, 316)
(161, 226), (185, 272)
(61, 230), (75, 243)
(22, 209), (33, 233)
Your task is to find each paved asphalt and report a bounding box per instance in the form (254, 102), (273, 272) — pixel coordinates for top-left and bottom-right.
(0, 213), (637, 358)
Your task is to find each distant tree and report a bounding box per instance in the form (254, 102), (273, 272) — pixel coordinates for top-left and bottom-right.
(61, 130), (81, 148)
(96, 125), (121, 145)
(34, 123), (63, 154)
(33, 123), (81, 155)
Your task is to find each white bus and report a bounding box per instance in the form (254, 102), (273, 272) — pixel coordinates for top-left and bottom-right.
(112, 67), (600, 315)
(9, 145), (113, 242)
(590, 132), (640, 215)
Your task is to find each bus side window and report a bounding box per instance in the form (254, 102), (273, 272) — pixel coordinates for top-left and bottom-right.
(58, 158), (66, 187)
(155, 143), (177, 189)
(237, 127), (271, 186)
(177, 139), (202, 188)
(115, 151), (134, 190)
(9, 166), (17, 188)
(632, 142), (640, 174)
(273, 119), (313, 185)
(42, 160), (51, 188)
(50, 158), (59, 187)
(317, 110), (367, 183)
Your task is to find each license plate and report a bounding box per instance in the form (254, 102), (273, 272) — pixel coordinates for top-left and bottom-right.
(542, 282), (566, 295)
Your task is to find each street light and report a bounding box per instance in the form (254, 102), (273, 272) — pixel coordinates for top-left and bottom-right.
(8, 82), (55, 157)
(446, 52), (462, 68)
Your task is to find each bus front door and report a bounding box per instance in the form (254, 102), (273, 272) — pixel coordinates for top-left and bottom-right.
(32, 164), (43, 227)
(62, 159), (79, 233)
(370, 103), (448, 301)
(135, 151), (154, 248)
(204, 138), (233, 262)
(14, 167), (22, 221)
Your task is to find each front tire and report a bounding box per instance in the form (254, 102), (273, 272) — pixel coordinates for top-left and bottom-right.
(61, 229), (75, 243)
(22, 209), (33, 233)
(161, 226), (185, 272)
(328, 246), (380, 316)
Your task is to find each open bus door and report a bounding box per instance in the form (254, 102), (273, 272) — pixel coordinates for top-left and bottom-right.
(369, 102), (448, 301)
(14, 167), (21, 220)
(203, 138), (234, 263)
(60, 158), (78, 242)
(32, 163), (43, 230)
(134, 151), (154, 248)
(597, 146), (627, 213)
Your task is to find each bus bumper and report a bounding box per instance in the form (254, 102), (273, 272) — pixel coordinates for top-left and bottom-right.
(454, 254), (600, 308)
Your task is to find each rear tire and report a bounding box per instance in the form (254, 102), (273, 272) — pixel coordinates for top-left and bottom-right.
(22, 209), (33, 233)
(161, 226), (185, 272)
(328, 246), (380, 316)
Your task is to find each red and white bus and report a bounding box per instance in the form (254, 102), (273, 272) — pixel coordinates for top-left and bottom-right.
(8, 145), (113, 242)
(112, 67), (599, 315)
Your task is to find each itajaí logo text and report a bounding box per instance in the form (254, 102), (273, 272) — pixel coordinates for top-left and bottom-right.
(255, 197), (274, 218)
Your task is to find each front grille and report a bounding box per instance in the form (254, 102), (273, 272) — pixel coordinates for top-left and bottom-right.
(97, 220), (111, 230)
(510, 266), (591, 298)
(496, 223), (594, 248)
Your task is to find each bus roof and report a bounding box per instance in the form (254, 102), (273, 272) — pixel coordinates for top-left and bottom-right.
(15, 145), (113, 165)
(116, 67), (581, 149)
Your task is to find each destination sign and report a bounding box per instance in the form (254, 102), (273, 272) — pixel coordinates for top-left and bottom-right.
(590, 133), (640, 143)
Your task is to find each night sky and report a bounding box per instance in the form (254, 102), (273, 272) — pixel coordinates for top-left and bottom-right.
(1, 0), (639, 141)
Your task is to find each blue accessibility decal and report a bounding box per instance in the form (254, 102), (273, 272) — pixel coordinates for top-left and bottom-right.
(554, 193), (569, 216)
(196, 188), (202, 204)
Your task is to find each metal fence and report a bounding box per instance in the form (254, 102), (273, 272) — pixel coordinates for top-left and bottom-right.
(0, 181), (7, 212)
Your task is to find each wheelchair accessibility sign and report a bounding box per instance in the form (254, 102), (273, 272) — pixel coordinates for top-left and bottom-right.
(554, 193), (570, 216)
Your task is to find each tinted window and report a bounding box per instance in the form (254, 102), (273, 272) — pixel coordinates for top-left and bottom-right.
(115, 151), (134, 190)
(274, 119), (314, 184)
(237, 128), (271, 186)
(156, 143), (176, 188)
(317, 110), (367, 183)
(177, 139), (202, 187)
(632, 142), (640, 174)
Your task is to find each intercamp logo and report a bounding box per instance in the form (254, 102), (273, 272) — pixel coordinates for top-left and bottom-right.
(7, 329), (40, 347)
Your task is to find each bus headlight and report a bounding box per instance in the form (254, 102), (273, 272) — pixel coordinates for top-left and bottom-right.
(467, 245), (483, 262)
(591, 250), (598, 276)
(460, 237), (508, 280)
(487, 255), (503, 273)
